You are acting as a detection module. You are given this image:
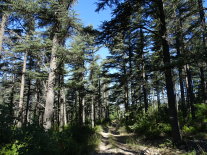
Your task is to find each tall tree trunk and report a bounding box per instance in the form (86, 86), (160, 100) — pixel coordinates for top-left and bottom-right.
(9, 77), (15, 123)
(78, 92), (83, 126)
(103, 83), (109, 120)
(140, 28), (148, 113)
(91, 95), (95, 128)
(24, 75), (31, 126)
(82, 97), (85, 125)
(60, 88), (67, 128)
(174, 9), (187, 118)
(0, 13), (8, 55)
(155, 78), (161, 111)
(43, 34), (58, 130)
(123, 60), (129, 123)
(24, 56), (32, 126)
(198, 0), (207, 103)
(98, 77), (102, 121)
(185, 64), (196, 119)
(200, 67), (206, 103)
(57, 82), (61, 127)
(59, 65), (67, 128)
(34, 79), (41, 123)
(17, 51), (28, 128)
(156, 0), (182, 144)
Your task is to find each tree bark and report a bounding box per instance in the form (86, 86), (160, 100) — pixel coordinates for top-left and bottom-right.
(17, 51), (28, 128)
(82, 97), (85, 125)
(185, 64), (196, 119)
(0, 13), (8, 55)
(174, 8), (187, 118)
(123, 60), (129, 123)
(24, 56), (32, 126)
(103, 83), (109, 120)
(156, 82), (161, 111)
(60, 88), (67, 128)
(200, 67), (206, 103)
(198, 0), (207, 103)
(140, 28), (148, 113)
(91, 95), (95, 128)
(43, 34), (58, 130)
(98, 77), (102, 121)
(156, 0), (182, 144)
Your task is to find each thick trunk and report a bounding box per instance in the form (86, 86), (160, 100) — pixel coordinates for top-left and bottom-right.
(0, 13), (8, 55)
(156, 0), (182, 144)
(43, 34), (58, 130)
(17, 51), (28, 128)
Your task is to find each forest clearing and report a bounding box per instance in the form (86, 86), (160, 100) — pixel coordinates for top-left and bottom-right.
(1, 0), (207, 154)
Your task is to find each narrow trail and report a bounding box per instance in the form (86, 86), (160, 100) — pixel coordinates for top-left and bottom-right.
(93, 125), (185, 155)
(95, 126), (138, 155)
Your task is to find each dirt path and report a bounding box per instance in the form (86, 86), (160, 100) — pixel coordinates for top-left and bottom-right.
(95, 126), (138, 155)
(93, 126), (185, 155)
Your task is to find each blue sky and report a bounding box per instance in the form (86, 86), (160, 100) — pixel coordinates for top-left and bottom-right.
(74, 0), (207, 60)
(74, 0), (111, 60)
(74, 0), (111, 29)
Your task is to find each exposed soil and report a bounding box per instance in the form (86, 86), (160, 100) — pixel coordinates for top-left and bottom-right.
(92, 126), (186, 155)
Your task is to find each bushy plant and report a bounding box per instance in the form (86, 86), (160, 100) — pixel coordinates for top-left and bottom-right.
(182, 103), (207, 135)
(0, 124), (100, 155)
(182, 125), (196, 136)
(0, 104), (14, 145)
(57, 125), (100, 155)
(194, 104), (207, 130)
(130, 106), (171, 138)
(0, 141), (25, 155)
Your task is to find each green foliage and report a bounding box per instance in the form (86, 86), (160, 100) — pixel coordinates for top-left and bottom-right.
(0, 124), (99, 155)
(0, 141), (25, 155)
(130, 106), (171, 138)
(57, 125), (99, 155)
(181, 150), (197, 155)
(0, 104), (14, 145)
(159, 139), (173, 148)
(195, 104), (207, 128)
(182, 125), (196, 136)
(182, 103), (207, 135)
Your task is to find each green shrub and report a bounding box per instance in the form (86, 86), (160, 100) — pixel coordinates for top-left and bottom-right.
(0, 141), (25, 155)
(194, 104), (207, 130)
(130, 106), (171, 139)
(0, 124), (100, 155)
(182, 125), (196, 136)
(0, 105), (14, 145)
(57, 125), (99, 155)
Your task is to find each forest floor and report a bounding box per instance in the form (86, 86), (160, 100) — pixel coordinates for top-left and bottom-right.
(92, 124), (187, 155)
